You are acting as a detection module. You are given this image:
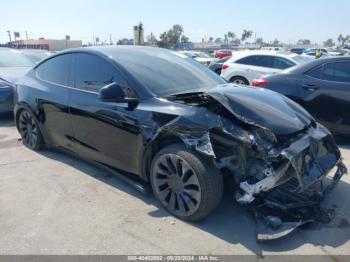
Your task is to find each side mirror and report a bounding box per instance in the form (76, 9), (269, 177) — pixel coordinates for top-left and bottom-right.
(98, 82), (138, 105)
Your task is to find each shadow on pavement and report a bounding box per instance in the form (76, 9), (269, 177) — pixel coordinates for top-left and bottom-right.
(335, 135), (350, 150)
(37, 148), (350, 255)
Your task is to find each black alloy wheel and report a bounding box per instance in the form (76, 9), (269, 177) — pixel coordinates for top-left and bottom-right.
(18, 110), (44, 150)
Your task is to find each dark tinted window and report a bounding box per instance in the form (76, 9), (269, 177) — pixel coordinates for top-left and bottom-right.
(251, 56), (272, 67)
(107, 48), (225, 96)
(305, 66), (323, 79)
(236, 56), (253, 65)
(323, 61), (350, 83)
(74, 53), (127, 92)
(36, 54), (72, 86)
(272, 57), (295, 69)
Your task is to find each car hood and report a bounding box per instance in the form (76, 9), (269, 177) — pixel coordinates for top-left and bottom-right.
(205, 85), (313, 135)
(0, 67), (31, 84)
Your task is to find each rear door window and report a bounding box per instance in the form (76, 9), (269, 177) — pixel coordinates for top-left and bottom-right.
(323, 61), (350, 83)
(251, 55), (272, 68)
(305, 66), (323, 79)
(35, 54), (72, 86)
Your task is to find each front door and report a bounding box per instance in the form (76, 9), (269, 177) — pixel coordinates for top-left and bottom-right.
(68, 53), (142, 174)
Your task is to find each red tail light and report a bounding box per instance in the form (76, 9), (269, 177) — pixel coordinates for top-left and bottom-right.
(222, 64), (229, 70)
(252, 79), (269, 87)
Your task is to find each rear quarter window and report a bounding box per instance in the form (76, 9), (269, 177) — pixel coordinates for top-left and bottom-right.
(305, 65), (323, 79)
(36, 54), (72, 86)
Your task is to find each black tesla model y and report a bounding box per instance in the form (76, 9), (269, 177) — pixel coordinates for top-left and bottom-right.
(14, 46), (346, 239)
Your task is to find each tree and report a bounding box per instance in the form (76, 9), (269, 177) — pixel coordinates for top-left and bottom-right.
(272, 38), (280, 46)
(224, 34), (229, 45)
(337, 34), (350, 47)
(227, 31), (236, 43)
(158, 24), (185, 48)
(117, 38), (129, 45)
(214, 37), (223, 44)
(323, 38), (335, 47)
(208, 36), (214, 43)
(338, 34), (343, 45)
(255, 37), (264, 45)
(297, 39), (311, 45)
(181, 35), (189, 43)
(241, 30), (253, 42)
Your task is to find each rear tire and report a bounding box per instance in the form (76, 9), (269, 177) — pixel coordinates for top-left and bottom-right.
(150, 144), (223, 221)
(17, 109), (44, 151)
(230, 76), (249, 85)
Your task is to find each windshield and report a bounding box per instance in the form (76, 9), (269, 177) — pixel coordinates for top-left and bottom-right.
(291, 55), (314, 64)
(0, 49), (34, 67)
(110, 47), (226, 96)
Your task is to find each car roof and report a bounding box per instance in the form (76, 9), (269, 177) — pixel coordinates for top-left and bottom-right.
(228, 50), (298, 61)
(285, 56), (350, 74)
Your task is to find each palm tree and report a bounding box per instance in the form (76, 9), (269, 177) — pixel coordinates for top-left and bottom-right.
(241, 30), (253, 43)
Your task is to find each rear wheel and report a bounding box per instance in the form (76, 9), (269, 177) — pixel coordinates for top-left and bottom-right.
(150, 144), (223, 221)
(18, 109), (44, 151)
(230, 76), (249, 85)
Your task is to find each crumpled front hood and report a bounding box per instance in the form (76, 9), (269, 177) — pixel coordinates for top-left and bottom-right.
(0, 67), (30, 84)
(205, 84), (313, 136)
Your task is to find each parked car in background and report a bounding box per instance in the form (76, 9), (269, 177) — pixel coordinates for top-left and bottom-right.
(20, 49), (53, 64)
(303, 48), (328, 57)
(0, 48), (36, 113)
(261, 46), (285, 51)
(14, 46), (346, 240)
(209, 56), (231, 75)
(326, 48), (349, 56)
(290, 48), (306, 55)
(252, 56), (350, 135)
(179, 50), (217, 66)
(220, 50), (313, 85)
(213, 49), (232, 59)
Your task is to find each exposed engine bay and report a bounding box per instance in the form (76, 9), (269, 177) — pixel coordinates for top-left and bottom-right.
(157, 86), (347, 240)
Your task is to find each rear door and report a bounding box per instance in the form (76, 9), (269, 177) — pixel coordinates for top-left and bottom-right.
(320, 61), (350, 133)
(34, 54), (75, 150)
(249, 55), (280, 79)
(298, 60), (350, 133)
(69, 53), (142, 174)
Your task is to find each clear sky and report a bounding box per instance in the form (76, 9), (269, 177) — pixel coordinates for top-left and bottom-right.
(1, 0), (349, 45)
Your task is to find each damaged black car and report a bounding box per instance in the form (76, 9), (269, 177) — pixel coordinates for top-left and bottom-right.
(14, 46), (347, 240)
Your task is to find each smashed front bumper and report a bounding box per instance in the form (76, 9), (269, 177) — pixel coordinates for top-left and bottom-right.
(235, 124), (347, 241)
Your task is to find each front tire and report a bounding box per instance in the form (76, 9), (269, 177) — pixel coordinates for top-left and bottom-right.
(150, 144), (223, 221)
(17, 109), (44, 151)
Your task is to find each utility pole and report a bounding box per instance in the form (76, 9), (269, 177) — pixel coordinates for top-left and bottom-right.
(109, 34), (112, 45)
(7, 30), (12, 43)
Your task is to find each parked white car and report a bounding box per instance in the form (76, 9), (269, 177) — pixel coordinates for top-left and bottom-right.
(220, 50), (313, 85)
(179, 51), (217, 66)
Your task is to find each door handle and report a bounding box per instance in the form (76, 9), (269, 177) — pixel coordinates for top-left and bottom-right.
(302, 84), (319, 91)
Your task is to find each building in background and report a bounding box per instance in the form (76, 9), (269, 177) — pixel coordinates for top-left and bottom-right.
(2, 38), (82, 51)
(133, 23), (144, 45)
